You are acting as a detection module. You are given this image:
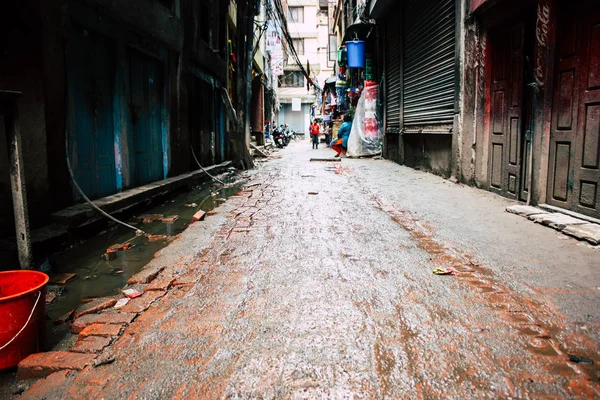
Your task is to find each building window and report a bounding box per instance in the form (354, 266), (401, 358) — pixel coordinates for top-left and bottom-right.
(288, 7), (304, 23)
(292, 38), (305, 55)
(328, 35), (337, 61)
(279, 71), (304, 87)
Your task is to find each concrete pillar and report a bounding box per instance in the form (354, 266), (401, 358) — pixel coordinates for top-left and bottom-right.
(0, 91), (32, 269)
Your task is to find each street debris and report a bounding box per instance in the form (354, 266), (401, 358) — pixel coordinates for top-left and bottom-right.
(568, 354), (595, 365)
(83, 274), (98, 280)
(138, 214), (164, 224)
(50, 273), (77, 285)
(310, 157), (341, 162)
(107, 243), (132, 253)
(250, 143), (268, 158)
(184, 203), (198, 207)
(192, 210), (207, 221)
(308, 191), (319, 195)
(161, 215), (179, 223)
(46, 293), (57, 304)
(433, 267), (461, 276)
(114, 298), (130, 309)
(123, 289), (143, 299)
(146, 234), (167, 242)
(108, 268), (124, 276)
(103, 242), (134, 260)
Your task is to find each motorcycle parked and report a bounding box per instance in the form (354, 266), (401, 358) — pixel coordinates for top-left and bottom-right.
(272, 126), (285, 148)
(286, 127), (300, 142)
(281, 126), (292, 147)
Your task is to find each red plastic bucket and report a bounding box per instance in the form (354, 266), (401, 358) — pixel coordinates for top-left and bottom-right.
(0, 270), (48, 370)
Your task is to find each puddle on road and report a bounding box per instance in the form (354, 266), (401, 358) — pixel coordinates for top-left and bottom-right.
(44, 173), (244, 347)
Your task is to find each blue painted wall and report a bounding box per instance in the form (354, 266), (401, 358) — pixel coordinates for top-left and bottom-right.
(67, 23), (118, 200)
(67, 1), (172, 200)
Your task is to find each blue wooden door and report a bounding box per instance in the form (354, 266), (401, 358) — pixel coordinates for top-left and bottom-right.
(67, 26), (117, 199)
(129, 50), (164, 186)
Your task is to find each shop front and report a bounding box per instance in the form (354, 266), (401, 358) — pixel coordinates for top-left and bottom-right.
(328, 22), (383, 157)
(470, 0), (599, 218)
(373, 0), (459, 176)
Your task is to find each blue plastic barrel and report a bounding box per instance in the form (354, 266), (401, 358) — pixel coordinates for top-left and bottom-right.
(346, 41), (365, 68)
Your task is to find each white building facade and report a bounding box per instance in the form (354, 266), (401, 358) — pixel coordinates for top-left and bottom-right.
(276, 0), (333, 134)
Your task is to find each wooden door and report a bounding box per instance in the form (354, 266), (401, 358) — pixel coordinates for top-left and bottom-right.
(488, 23), (528, 198)
(548, 1), (600, 218)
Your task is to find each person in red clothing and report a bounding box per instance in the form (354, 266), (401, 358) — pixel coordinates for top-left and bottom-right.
(309, 120), (320, 149)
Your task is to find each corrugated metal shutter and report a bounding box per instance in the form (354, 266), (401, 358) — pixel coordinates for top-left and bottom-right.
(385, 20), (402, 133)
(403, 0), (456, 127)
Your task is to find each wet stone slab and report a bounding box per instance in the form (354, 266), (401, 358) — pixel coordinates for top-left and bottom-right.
(78, 323), (124, 339)
(126, 266), (165, 285)
(11, 143), (600, 399)
(562, 223), (600, 245)
(506, 205), (547, 217)
(73, 297), (118, 319)
(70, 336), (112, 354)
(530, 213), (587, 231)
(17, 352), (96, 380)
(71, 312), (137, 333)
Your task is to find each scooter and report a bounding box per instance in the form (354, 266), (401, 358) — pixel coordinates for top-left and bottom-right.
(287, 128), (300, 142)
(281, 127), (292, 147)
(272, 126), (285, 148)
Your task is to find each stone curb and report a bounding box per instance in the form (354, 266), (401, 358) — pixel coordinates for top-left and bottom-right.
(506, 205), (600, 245)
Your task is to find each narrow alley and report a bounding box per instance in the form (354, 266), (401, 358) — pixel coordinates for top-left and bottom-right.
(13, 141), (600, 399)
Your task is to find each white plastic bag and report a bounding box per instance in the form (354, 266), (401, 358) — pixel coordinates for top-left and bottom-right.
(347, 83), (382, 157)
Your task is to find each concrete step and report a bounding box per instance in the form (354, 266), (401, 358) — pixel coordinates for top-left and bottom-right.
(52, 162), (232, 228)
(506, 204), (600, 245)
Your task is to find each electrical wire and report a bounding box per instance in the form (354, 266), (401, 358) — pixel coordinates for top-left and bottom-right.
(190, 146), (226, 185)
(65, 137), (145, 236)
(63, 36), (145, 237)
(265, 0), (322, 92)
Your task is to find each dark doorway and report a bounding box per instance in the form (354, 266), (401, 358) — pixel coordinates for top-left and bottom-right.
(487, 16), (534, 200)
(189, 77), (215, 167)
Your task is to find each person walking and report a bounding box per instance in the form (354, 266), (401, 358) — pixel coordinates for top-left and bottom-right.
(331, 114), (352, 157)
(309, 120), (320, 149)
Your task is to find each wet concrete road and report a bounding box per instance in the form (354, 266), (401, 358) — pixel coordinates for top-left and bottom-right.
(20, 141), (600, 398)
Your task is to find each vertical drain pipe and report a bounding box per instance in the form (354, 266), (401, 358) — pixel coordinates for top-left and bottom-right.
(0, 91), (32, 269)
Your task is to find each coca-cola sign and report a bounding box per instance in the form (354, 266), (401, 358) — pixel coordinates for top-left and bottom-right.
(534, 2), (551, 90)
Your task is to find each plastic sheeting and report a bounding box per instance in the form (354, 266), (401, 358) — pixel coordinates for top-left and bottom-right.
(347, 82), (382, 157)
